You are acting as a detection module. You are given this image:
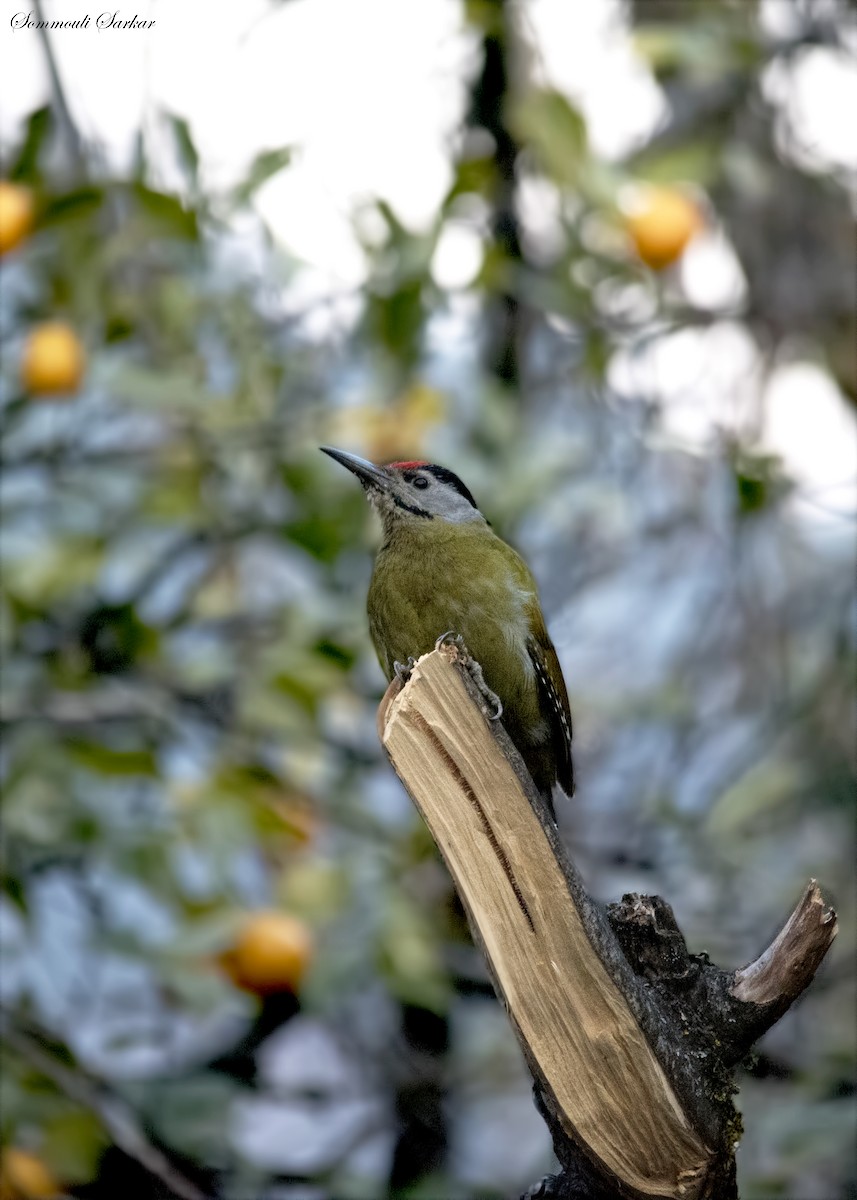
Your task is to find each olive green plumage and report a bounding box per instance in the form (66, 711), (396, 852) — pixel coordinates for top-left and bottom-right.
(320, 448), (574, 812)
(369, 519), (572, 801)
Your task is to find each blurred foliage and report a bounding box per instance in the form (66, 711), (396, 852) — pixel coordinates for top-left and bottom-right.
(0, 1), (855, 1198)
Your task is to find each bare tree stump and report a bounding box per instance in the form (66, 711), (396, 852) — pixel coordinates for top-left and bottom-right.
(378, 644), (837, 1200)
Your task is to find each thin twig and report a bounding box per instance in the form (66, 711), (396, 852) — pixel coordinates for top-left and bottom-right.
(0, 1012), (210, 1200)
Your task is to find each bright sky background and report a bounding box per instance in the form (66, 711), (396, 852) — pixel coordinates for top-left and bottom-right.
(2, 0), (855, 527)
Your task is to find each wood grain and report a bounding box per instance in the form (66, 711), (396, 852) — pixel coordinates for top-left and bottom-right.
(381, 649), (711, 1200)
(733, 879), (837, 1007)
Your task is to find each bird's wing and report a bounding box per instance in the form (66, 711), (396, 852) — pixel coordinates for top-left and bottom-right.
(494, 534), (575, 798)
(527, 632), (575, 798)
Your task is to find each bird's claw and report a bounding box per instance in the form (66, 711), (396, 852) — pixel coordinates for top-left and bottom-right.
(464, 657), (504, 721)
(434, 632), (502, 719)
(393, 656), (418, 683)
(435, 630), (465, 652)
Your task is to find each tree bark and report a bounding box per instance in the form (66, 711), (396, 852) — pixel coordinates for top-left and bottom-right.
(378, 644), (837, 1200)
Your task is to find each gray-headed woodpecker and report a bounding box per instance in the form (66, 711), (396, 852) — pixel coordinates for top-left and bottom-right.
(321, 448), (574, 816)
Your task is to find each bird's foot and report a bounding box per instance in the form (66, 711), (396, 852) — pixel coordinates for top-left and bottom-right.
(466, 657), (503, 721)
(435, 632), (503, 720)
(393, 656), (418, 684)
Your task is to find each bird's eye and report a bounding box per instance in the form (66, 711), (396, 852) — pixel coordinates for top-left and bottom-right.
(413, 476), (429, 490)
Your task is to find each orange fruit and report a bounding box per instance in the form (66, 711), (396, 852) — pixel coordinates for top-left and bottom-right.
(20, 323), (86, 397)
(219, 911), (312, 996)
(0, 182), (35, 255)
(622, 184), (702, 270)
(0, 1148), (61, 1199)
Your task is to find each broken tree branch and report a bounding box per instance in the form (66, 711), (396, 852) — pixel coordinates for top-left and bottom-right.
(732, 880), (837, 1009)
(378, 645), (837, 1200)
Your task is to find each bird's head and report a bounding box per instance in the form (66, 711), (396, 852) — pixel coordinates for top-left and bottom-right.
(320, 447), (484, 529)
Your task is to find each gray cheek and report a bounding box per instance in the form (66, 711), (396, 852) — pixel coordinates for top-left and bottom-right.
(368, 492), (392, 515)
(443, 503), (483, 525)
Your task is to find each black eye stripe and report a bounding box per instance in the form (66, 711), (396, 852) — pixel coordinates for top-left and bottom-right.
(392, 495), (433, 519)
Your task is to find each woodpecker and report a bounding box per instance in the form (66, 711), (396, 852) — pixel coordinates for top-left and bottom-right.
(321, 447), (574, 816)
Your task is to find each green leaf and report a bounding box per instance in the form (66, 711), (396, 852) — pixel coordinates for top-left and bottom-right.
(729, 450), (786, 517)
(376, 199), (408, 241)
(167, 113), (199, 189)
(66, 739), (158, 777)
(445, 155), (494, 206)
(735, 471), (768, 514)
(40, 187), (105, 229)
(464, 0), (504, 35)
(1, 874), (28, 913)
(631, 141), (721, 188)
(283, 515), (346, 561)
(132, 129), (148, 183)
(130, 184), (199, 240)
(314, 638), (357, 670)
(273, 672), (320, 716)
(231, 146), (294, 206)
(10, 106), (52, 182)
(41, 1109), (107, 1183)
(104, 308), (136, 343)
(367, 279), (424, 366)
(3, 540), (104, 604)
(511, 88), (588, 188)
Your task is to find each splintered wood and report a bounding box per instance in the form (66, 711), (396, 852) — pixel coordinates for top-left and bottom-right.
(381, 649), (710, 1200)
(732, 879), (837, 1007)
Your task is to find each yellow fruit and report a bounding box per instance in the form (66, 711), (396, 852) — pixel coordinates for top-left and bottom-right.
(0, 182), (35, 255)
(0, 1148), (61, 1199)
(622, 184), (702, 270)
(21, 323), (86, 397)
(219, 911), (312, 996)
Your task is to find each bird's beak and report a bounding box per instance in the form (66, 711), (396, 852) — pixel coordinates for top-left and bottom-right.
(320, 446), (391, 492)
